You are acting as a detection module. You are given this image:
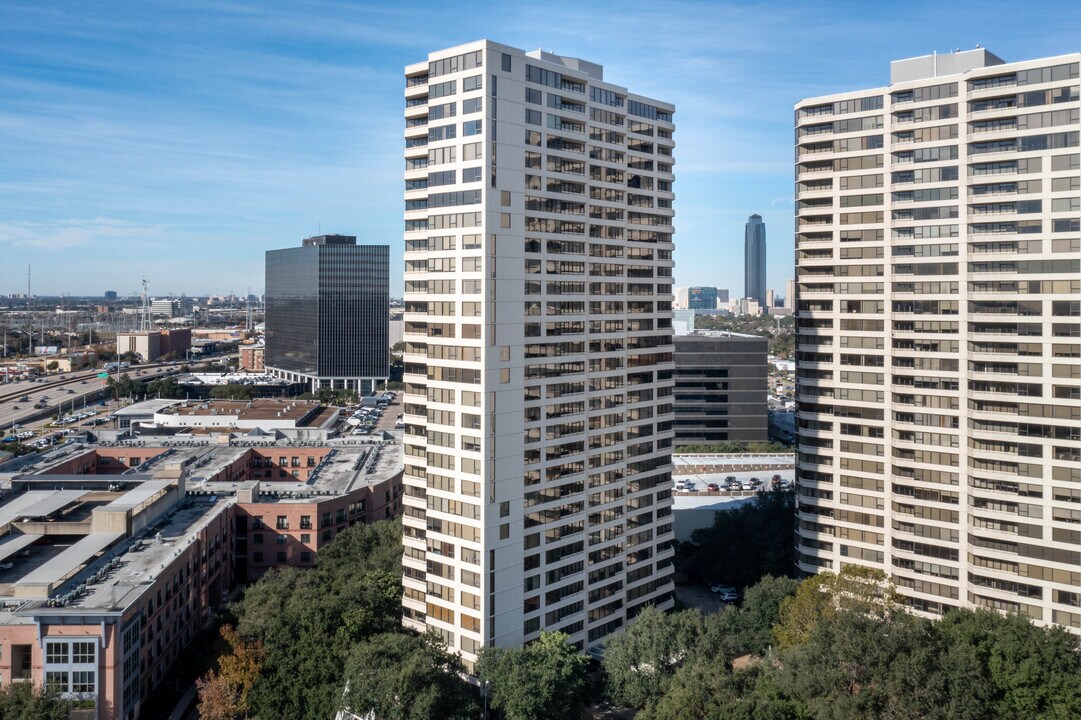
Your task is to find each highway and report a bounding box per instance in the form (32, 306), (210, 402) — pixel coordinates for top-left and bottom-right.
(0, 362), (182, 437)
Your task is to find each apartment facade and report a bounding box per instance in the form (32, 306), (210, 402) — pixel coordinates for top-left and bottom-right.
(265, 235), (389, 393)
(794, 49), (1081, 629)
(401, 40), (677, 667)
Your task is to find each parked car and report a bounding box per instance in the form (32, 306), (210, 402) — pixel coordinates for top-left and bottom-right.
(710, 584), (736, 595)
(742, 481), (755, 490)
(724, 475), (736, 483)
(771, 474), (783, 482)
(707, 483), (720, 492)
(720, 590), (741, 603)
(749, 477), (763, 486)
(674, 480), (692, 491)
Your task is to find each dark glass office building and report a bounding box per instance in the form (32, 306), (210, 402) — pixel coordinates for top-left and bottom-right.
(265, 235), (389, 393)
(744, 214), (766, 307)
(688, 286), (718, 310)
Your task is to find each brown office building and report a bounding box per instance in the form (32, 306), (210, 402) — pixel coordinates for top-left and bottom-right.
(674, 332), (768, 445)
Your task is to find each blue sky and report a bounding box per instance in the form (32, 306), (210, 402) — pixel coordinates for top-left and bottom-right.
(1, 0), (1079, 298)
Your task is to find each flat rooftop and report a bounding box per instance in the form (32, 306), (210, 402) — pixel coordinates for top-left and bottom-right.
(158, 398), (321, 423)
(185, 441), (404, 498)
(1, 495), (230, 620)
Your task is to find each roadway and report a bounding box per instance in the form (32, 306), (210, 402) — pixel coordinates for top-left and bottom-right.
(0, 362), (183, 438)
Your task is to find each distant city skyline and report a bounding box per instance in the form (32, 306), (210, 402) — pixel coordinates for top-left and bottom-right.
(1, 1), (1079, 296)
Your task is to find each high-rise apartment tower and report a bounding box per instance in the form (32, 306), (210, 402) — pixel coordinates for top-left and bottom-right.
(401, 41), (677, 667)
(744, 213), (767, 307)
(794, 49), (1081, 630)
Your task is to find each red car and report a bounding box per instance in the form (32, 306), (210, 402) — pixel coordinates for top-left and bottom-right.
(707, 483), (720, 492)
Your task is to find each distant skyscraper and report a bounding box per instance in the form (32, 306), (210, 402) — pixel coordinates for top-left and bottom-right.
(688, 286), (718, 310)
(265, 234), (389, 393)
(784, 279), (795, 311)
(744, 214), (766, 307)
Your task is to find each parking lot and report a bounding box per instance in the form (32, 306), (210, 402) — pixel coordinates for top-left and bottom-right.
(674, 467), (793, 496)
(340, 393), (401, 438)
(675, 583), (727, 614)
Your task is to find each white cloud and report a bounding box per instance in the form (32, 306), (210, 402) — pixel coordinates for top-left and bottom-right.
(0, 218), (165, 250)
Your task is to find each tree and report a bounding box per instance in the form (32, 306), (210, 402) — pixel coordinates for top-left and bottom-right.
(0, 681), (71, 720)
(478, 631), (592, 720)
(46, 360), (59, 372)
(936, 609), (1081, 719)
(210, 384), (254, 400)
(721, 575), (800, 657)
(146, 376), (186, 399)
(231, 521), (405, 720)
(773, 565), (901, 650)
(340, 632), (476, 720)
(641, 661), (806, 720)
(678, 490), (796, 589)
(196, 624), (265, 720)
(780, 607), (947, 720)
(106, 373), (142, 400)
(603, 606), (703, 708)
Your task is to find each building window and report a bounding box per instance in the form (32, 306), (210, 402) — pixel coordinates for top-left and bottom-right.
(72, 670), (96, 693)
(276, 516), (288, 530)
(253, 517), (264, 529)
(301, 551), (312, 563)
(276, 534), (287, 545)
(71, 641), (95, 664)
(45, 642), (68, 664)
(45, 671), (68, 693)
(254, 533), (263, 545)
(253, 552), (263, 563)
(300, 533), (311, 543)
(276, 552), (287, 563)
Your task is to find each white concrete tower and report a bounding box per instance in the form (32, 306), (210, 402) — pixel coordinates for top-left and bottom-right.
(794, 49), (1081, 631)
(401, 41), (677, 669)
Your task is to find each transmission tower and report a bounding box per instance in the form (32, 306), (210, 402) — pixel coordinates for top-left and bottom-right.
(139, 278), (151, 332)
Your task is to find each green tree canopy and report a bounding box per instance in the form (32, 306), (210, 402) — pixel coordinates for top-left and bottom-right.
(340, 632), (477, 720)
(603, 606), (704, 708)
(230, 520), (412, 720)
(679, 490), (796, 590)
(478, 631), (593, 720)
(0, 681), (71, 720)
